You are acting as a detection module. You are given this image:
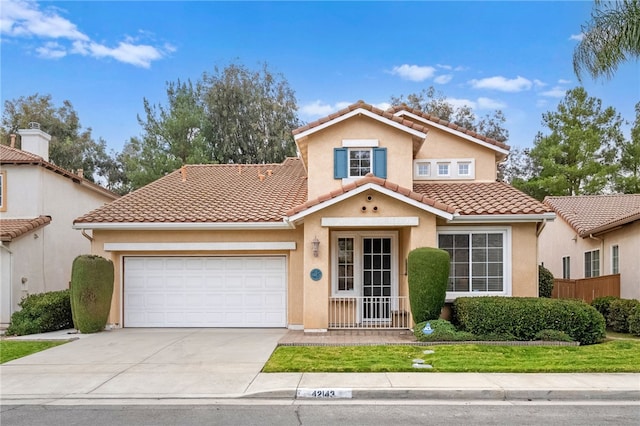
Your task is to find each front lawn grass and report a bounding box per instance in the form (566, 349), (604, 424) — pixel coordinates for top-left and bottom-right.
(263, 340), (640, 373)
(0, 340), (67, 364)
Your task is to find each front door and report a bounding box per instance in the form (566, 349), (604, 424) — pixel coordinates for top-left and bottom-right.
(362, 237), (392, 322)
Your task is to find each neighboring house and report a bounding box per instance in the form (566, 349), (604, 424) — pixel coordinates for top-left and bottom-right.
(0, 125), (118, 327)
(73, 101), (553, 331)
(539, 194), (640, 300)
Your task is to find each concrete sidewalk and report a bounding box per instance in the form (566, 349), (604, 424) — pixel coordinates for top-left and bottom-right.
(1, 329), (639, 404)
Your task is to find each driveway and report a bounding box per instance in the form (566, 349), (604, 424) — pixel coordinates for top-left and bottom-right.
(0, 328), (287, 400)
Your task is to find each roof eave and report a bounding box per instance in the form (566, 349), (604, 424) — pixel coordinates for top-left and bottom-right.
(447, 212), (556, 224)
(72, 221), (295, 231)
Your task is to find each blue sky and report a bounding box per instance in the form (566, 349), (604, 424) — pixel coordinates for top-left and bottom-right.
(1, 0), (638, 154)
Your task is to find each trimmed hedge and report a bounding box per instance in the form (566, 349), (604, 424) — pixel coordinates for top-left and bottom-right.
(591, 296), (619, 321)
(408, 247), (450, 323)
(414, 319), (476, 342)
(453, 296), (605, 345)
(538, 265), (554, 298)
(5, 290), (73, 336)
(628, 306), (640, 336)
(607, 298), (640, 333)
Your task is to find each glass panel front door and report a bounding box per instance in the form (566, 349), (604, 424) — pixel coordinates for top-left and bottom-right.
(362, 237), (392, 321)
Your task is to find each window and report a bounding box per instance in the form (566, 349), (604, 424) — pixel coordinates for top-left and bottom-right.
(612, 245), (619, 274)
(458, 162), (470, 176)
(438, 229), (509, 296)
(562, 256), (571, 279)
(584, 249), (600, 278)
(349, 149), (371, 177)
(337, 238), (355, 291)
(437, 163), (450, 176)
(0, 171), (5, 212)
(416, 162), (431, 177)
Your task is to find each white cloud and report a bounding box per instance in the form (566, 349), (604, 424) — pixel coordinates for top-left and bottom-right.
(569, 33), (584, 41)
(533, 79), (546, 88)
(434, 74), (453, 84)
(373, 102), (391, 110)
(448, 97), (476, 110)
(0, 0), (171, 67)
(436, 64), (452, 70)
(477, 97), (506, 110)
(540, 86), (567, 98)
(536, 99), (548, 108)
(390, 64), (436, 82)
(469, 75), (533, 92)
(299, 100), (353, 117)
(557, 79), (572, 84)
(35, 41), (66, 59)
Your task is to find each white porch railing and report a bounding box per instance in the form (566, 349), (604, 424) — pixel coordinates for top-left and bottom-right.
(329, 296), (411, 329)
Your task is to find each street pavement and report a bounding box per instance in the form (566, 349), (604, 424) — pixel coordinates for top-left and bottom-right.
(1, 328), (638, 404)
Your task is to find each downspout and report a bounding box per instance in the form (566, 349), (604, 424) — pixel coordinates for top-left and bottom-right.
(1, 242), (13, 325)
(80, 229), (94, 242)
(536, 218), (548, 237)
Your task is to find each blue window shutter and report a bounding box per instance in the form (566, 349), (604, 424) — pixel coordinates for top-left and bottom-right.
(334, 148), (348, 179)
(373, 148), (387, 178)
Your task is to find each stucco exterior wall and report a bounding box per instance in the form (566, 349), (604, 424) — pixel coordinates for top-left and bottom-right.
(90, 228), (304, 326)
(539, 218), (640, 300)
(305, 116), (415, 200)
(416, 127), (498, 182)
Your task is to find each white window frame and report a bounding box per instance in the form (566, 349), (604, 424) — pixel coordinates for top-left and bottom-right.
(611, 244), (619, 275)
(0, 171), (6, 212)
(413, 159), (475, 180)
(437, 226), (512, 300)
(331, 230), (398, 298)
(584, 249), (600, 278)
(562, 256), (571, 279)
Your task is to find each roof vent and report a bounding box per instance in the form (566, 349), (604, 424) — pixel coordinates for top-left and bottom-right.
(28, 122), (41, 130)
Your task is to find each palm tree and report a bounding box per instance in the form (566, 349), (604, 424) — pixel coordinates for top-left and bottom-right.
(573, 0), (640, 81)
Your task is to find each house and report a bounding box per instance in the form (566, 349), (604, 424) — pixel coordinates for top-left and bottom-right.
(73, 101), (554, 331)
(539, 194), (640, 300)
(0, 125), (119, 327)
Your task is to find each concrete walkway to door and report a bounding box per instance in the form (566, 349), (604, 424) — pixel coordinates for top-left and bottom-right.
(1, 328), (286, 400)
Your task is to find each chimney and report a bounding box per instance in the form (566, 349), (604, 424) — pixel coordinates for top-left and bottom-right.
(17, 122), (51, 161)
(9, 134), (16, 148)
(77, 169), (84, 178)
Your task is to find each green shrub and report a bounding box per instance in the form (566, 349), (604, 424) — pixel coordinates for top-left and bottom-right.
(414, 319), (476, 342)
(408, 247), (450, 323)
(534, 329), (575, 342)
(5, 290), (73, 336)
(70, 254), (114, 333)
(607, 299), (640, 333)
(628, 306), (640, 336)
(538, 265), (554, 298)
(591, 296), (619, 324)
(453, 296), (605, 345)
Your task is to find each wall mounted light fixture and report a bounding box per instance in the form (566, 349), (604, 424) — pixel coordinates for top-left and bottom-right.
(312, 237), (320, 257)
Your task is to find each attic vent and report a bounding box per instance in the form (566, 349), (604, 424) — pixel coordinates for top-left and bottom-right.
(28, 122), (41, 130)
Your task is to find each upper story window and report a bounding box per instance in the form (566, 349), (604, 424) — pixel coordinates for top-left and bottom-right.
(334, 140), (387, 180)
(584, 249), (600, 278)
(414, 159), (475, 181)
(0, 171), (6, 212)
(349, 149), (371, 177)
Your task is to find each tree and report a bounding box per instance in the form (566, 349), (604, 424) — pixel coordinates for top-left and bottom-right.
(1, 94), (115, 185)
(124, 63), (299, 189)
(390, 86), (509, 142)
(574, 0), (640, 81)
(515, 87), (623, 199)
(615, 101), (640, 193)
(498, 147), (533, 184)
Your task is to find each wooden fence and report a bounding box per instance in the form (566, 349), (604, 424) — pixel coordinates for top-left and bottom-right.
(552, 274), (620, 304)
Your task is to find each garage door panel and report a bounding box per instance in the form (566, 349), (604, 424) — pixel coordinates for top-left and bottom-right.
(124, 256), (286, 327)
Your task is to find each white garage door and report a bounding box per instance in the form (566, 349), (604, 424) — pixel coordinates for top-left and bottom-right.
(124, 256), (287, 327)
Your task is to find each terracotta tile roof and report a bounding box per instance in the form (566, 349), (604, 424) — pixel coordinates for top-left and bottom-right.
(544, 194), (640, 237)
(0, 144), (118, 200)
(1, 216), (52, 242)
(74, 158), (307, 224)
(413, 182), (552, 215)
(286, 173), (457, 217)
(386, 105), (511, 151)
(292, 100), (429, 136)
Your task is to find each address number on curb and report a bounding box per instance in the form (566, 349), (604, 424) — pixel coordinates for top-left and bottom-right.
(297, 388), (353, 399)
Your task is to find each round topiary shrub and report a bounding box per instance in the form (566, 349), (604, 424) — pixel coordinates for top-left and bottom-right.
(607, 298), (640, 333)
(70, 254), (114, 333)
(408, 247), (450, 324)
(538, 264), (554, 298)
